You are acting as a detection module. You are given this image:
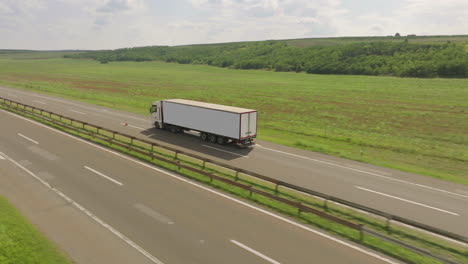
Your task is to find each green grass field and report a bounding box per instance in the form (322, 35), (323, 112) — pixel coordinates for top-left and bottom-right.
(0, 55), (467, 185)
(0, 196), (72, 264)
(0, 50), (82, 60)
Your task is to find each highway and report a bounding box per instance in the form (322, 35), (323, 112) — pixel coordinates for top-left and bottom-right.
(1, 86), (467, 238)
(0, 105), (396, 263)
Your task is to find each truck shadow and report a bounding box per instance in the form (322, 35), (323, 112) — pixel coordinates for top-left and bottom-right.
(140, 128), (254, 161)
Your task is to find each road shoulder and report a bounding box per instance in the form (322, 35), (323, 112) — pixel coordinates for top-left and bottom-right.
(0, 160), (155, 264)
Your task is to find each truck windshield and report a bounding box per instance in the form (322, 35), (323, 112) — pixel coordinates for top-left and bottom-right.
(150, 106), (157, 113)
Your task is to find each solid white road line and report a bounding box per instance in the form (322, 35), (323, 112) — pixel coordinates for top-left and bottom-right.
(0, 153), (5, 160)
(1, 109), (398, 264)
(257, 145), (468, 199)
(33, 100), (47, 104)
(0, 151), (164, 264)
(84, 166), (123, 186)
(231, 240), (281, 264)
(202, 145), (249, 158)
(18, 133), (39, 144)
(120, 123), (145, 130)
(69, 109), (87, 115)
(356, 186), (459, 216)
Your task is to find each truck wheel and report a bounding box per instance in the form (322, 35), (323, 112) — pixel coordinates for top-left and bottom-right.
(200, 132), (208, 141)
(170, 126), (178, 133)
(154, 122), (160, 129)
(209, 134), (217, 143)
(216, 136), (226, 145)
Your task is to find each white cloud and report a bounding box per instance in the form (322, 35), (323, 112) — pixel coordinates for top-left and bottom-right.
(96, 0), (144, 13)
(0, 2), (15, 15)
(338, 0), (468, 36)
(97, 0), (131, 13)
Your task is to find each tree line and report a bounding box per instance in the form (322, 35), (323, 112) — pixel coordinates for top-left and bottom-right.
(65, 40), (468, 78)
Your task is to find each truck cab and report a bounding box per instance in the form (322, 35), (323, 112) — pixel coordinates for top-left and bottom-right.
(150, 101), (162, 128)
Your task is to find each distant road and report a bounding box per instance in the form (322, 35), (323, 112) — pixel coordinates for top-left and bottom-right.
(0, 107), (396, 264)
(1, 86), (467, 237)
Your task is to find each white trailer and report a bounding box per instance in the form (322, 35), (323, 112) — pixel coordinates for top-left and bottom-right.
(150, 99), (257, 145)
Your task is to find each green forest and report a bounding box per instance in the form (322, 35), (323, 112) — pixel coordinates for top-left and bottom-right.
(67, 40), (468, 78)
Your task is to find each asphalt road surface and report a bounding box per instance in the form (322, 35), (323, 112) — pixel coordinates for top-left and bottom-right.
(0, 106), (397, 264)
(1, 86), (467, 237)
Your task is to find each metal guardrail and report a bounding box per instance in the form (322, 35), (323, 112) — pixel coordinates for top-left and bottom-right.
(1, 96), (465, 264)
(362, 228), (461, 264)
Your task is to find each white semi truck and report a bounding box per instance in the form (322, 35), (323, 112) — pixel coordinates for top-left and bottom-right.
(150, 99), (257, 146)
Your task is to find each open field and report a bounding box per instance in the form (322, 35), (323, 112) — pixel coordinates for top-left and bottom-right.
(0, 50), (82, 60)
(0, 195), (72, 264)
(0, 55), (467, 185)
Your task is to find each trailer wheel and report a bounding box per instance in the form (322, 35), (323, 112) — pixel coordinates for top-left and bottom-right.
(169, 126), (178, 133)
(200, 132), (208, 141)
(216, 136), (226, 145)
(209, 134), (217, 143)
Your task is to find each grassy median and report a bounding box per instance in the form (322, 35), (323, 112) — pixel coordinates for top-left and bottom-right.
(0, 196), (72, 264)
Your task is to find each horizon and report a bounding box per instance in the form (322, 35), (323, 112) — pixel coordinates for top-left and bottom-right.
(1, 0), (467, 50)
(2, 34), (467, 52)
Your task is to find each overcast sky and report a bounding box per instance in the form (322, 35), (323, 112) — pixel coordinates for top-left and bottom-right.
(1, 0), (467, 50)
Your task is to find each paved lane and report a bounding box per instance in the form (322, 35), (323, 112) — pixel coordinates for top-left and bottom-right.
(1, 86), (467, 236)
(0, 109), (396, 264)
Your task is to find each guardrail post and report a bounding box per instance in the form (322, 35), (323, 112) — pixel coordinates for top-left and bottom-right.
(174, 151), (178, 159)
(386, 217), (392, 234)
(202, 160), (206, 169)
(177, 160), (181, 170)
(274, 184), (279, 194)
(324, 199), (328, 211)
(297, 204), (302, 216)
(359, 225), (364, 241)
(235, 171), (239, 181)
(113, 132), (116, 140)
